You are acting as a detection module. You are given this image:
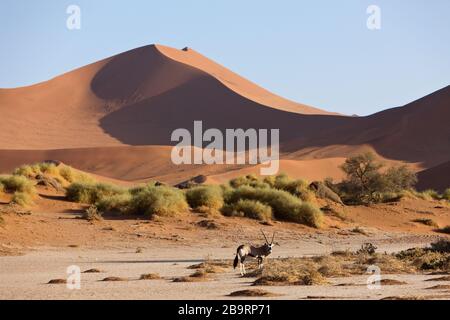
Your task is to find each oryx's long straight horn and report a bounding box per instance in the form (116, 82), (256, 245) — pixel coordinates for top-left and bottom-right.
(260, 229), (269, 244)
(271, 232), (275, 245)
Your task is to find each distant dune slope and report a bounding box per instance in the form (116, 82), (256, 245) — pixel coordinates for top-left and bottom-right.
(0, 44), (448, 187)
(417, 161), (450, 192)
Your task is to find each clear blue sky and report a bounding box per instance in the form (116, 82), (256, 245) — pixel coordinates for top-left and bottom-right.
(0, 0), (449, 115)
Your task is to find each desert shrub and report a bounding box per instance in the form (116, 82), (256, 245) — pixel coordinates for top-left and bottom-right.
(430, 240), (450, 253)
(129, 185), (188, 217)
(13, 165), (37, 178)
(422, 189), (441, 200)
(11, 192), (34, 206)
(443, 189), (450, 201)
(397, 189), (418, 200)
(229, 175), (270, 189)
(310, 181), (343, 204)
(39, 163), (59, 175)
(413, 218), (438, 228)
(436, 226), (450, 235)
(225, 186), (322, 227)
(82, 205), (103, 221)
(13, 163), (58, 177)
(221, 199), (272, 221)
(377, 192), (404, 203)
(338, 153), (417, 204)
(58, 165), (75, 182)
(272, 173), (291, 189)
(13, 163), (95, 186)
(186, 186), (224, 212)
(395, 241), (450, 271)
(66, 182), (125, 204)
(263, 174), (313, 200)
(0, 175), (36, 195)
(96, 193), (132, 215)
(357, 243), (377, 255)
(281, 179), (314, 201)
(384, 165), (418, 192)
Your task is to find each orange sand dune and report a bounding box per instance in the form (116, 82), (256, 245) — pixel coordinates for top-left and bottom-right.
(207, 158), (347, 184)
(0, 44), (335, 150)
(417, 161), (450, 192)
(0, 44), (449, 188)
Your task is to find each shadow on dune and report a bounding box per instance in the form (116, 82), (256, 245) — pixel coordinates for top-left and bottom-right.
(98, 75), (350, 147)
(90, 44), (450, 170)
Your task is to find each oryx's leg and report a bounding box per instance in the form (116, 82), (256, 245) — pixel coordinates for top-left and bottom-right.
(242, 262), (246, 275)
(240, 263), (244, 276)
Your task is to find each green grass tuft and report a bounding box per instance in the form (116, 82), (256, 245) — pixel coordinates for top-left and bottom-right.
(186, 186), (224, 212)
(222, 199), (272, 221)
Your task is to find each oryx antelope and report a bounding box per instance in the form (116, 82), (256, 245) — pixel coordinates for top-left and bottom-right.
(233, 230), (275, 276)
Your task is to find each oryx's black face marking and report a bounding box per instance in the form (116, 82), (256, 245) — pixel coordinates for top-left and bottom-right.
(263, 243), (273, 255)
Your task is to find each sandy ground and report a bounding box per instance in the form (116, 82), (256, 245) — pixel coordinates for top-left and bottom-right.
(1, 235), (449, 300)
(1, 187), (449, 300)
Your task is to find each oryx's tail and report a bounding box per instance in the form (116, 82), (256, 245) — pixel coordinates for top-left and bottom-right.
(233, 255), (239, 269)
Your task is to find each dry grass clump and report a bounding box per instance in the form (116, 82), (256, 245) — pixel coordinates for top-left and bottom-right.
(426, 284), (450, 290)
(351, 226), (369, 236)
(251, 246), (421, 287)
(0, 175), (37, 207)
(101, 277), (128, 282)
(381, 296), (424, 300)
(377, 279), (407, 285)
(196, 219), (219, 229)
(13, 163), (95, 186)
(175, 259), (230, 282)
(225, 186), (323, 228)
(242, 242), (449, 288)
(66, 182), (188, 219)
(228, 289), (280, 297)
(11, 192), (34, 207)
(96, 193), (132, 215)
(185, 185), (224, 214)
(47, 279), (67, 284)
(425, 276), (450, 282)
(230, 175), (271, 189)
(220, 174), (322, 227)
(82, 205), (103, 222)
(129, 185), (188, 217)
(221, 199), (273, 221)
(173, 270), (211, 283)
(82, 268), (103, 273)
(395, 241), (450, 272)
(0, 175), (36, 195)
(254, 271), (327, 286)
(188, 260), (229, 274)
(420, 189), (441, 200)
(139, 273), (161, 280)
(263, 174), (315, 202)
(66, 182), (125, 204)
(252, 258), (328, 286)
(436, 225), (450, 235)
(413, 218), (439, 228)
(443, 189), (450, 201)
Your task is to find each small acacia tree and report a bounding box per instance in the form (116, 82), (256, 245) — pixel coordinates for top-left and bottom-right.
(339, 153), (417, 204)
